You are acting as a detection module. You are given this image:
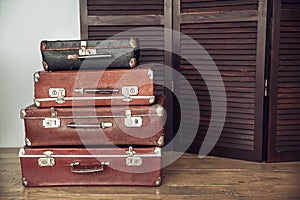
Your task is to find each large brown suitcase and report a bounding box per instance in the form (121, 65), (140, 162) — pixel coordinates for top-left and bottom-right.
(19, 146), (162, 187)
(20, 96), (166, 147)
(33, 67), (154, 107)
(41, 38), (140, 71)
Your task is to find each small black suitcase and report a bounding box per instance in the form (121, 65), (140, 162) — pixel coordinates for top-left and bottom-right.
(41, 38), (140, 71)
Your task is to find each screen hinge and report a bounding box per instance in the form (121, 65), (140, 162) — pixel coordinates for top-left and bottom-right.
(264, 79), (269, 97)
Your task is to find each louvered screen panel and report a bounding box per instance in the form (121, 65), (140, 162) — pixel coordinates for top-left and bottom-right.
(175, 0), (267, 161)
(268, 0), (300, 162)
(80, 0), (170, 95)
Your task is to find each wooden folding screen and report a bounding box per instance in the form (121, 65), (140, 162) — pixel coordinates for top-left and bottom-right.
(80, 0), (300, 162)
(268, 0), (300, 162)
(173, 0), (268, 161)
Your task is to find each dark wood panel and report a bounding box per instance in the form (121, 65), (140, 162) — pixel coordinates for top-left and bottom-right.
(175, 0), (267, 162)
(268, 0), (300, 162)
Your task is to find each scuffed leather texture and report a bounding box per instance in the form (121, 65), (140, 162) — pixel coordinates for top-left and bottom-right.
(20, 147), (161, 187)
(22, 96), (166, 147)
(41, 39), (140, 71)
(34, 67), (154, 107)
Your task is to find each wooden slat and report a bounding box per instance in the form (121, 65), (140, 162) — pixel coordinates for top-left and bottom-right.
(181, 11), (258, 24)
(180, 0), (258, 13)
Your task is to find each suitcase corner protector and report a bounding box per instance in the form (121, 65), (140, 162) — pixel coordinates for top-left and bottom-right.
(34, 99), (41, 107)
(157, 136), (164, 147)
(42, 61), (49, 71)
(155, 176), (162, 186)
(149, 96), (155, 104)
(22, 178), (28, 187)
(130, 37), (139, 49)
(40, 40), (47, 51)
(18, 148), (25, 157)
(33, 72), (40, 83)
(147, 69), (154, 80)
(20, 109), (26, 119)
(25, 138), (32, 147)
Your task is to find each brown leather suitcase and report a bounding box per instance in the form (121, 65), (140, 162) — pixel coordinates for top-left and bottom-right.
(33, 67), (154, 107)
(20, 96), (166, 147)
(41, 38), (140, 71)
(19, 146), (162, 187)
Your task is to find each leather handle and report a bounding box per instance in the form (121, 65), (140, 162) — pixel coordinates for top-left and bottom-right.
(67, 53), (112, 60)
(78, 54), (112, 59)
(70, 161), (110, 174)
(67, 122), (113, 129)
(74, 88), (119, 94)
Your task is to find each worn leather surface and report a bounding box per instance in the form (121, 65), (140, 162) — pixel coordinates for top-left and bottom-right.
(34, 67), (154, 107)
(23, 96), (166, 147)
(41, 39), (140, 71)
(20, 147), (161, 186)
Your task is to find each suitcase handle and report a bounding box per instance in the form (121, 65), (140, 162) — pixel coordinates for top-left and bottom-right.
(70, 161), (110, 174)
(67, 122), (113, 129)
(74, 88), (119, 94)
(67, 53), (112, 60)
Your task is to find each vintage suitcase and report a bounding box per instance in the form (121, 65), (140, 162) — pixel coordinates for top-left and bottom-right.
(20, 96), (166, 147)
(19, 146), (162, 187)
(33, 67), (155, 107)
(41, 38), (140, 71)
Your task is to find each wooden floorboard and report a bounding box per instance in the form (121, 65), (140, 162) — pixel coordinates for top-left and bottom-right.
(0, 148), (299, 199)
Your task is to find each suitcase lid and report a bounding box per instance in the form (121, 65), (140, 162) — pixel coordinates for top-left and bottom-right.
(19, 146), (161, 158)
(21, 96), (166, 119)
(41, 38), (139, 51)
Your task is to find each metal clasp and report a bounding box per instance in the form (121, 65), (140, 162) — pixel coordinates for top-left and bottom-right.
(43, 107), (60, 128)
(125, 147), (143, 167)
(38, 151), (55, 167)
(49, 88), (66, 104)
(121, 86), (138, 103)
(125, 110), (142, 127)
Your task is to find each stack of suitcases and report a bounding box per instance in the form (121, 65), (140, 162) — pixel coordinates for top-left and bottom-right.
(19, 38), (166, 187)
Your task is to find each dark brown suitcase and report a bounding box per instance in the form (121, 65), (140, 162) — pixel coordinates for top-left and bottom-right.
(19, 146), (162, 187)
(41, 38), (140, 71)
(20, 96), (166, 147)
(33, 67), (154, 107)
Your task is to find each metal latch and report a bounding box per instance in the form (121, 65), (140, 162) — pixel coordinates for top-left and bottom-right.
(38, 151), (55, 167)
(122, 86), (138, 103)
(125, 110), (142, 127)
(43, 107), (60, 128)
(125, 147), (143, 167)
(74, 41), (112, 59)
(43, 118), (60, 128)
(49, 88), (66, 104)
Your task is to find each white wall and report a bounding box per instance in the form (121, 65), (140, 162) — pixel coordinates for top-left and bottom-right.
(0, 0), (80, 147)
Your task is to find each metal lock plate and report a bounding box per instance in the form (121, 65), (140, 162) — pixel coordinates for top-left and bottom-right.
(125, 147), (143, 166)
(49, 88), (66, 104)
(38, 151), (55, 167)
(126, 156), (143, 166)
(43, 118), (60, 128)
(49, 88), (65, 98)
(125, 110), (142, 127)
(122, 86), (138, 96)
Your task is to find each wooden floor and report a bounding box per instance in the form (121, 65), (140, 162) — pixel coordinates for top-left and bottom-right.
(0, 148), (299, 200)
